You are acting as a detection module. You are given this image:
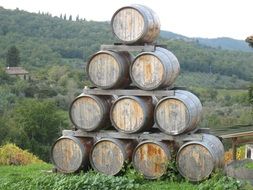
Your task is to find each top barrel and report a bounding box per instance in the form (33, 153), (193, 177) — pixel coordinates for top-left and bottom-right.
(111, 4), (160, 44)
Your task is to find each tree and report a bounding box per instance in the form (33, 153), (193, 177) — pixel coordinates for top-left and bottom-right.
(69, 15), (72, 21)
(6, 45), (20, 67)
(12, 99), (69, 161)
(76, 15), (79, 21)
(249, 84), (253, 105)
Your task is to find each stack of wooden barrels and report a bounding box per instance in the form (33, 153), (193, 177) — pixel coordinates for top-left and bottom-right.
(51, 4), (224, 182)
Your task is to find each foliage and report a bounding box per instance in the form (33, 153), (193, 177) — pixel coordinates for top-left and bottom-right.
(224, 146), (246, 164)
(6, 45), (20, 67)
(0, 6), (252, 167)
(245, 162), (253, 169)
(0, 7), (253, 84)
(0, 164), (139, 190)
(161, 160), (183, 182)
(0, 65), (15, 84)
(249, 84), (253, 105)
(0, 143), (43, 165)
(1, 99), (69, 161)
(34, 172), (139, 190)
(0, 163), (250, 190)
(198, 172), (242, 190)
(14, 99), (67, 161)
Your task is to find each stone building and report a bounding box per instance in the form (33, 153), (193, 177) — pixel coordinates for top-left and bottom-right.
(5, 66), (29, 80)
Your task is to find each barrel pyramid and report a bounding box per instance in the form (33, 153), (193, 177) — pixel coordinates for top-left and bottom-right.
(51, 4), (224, 181)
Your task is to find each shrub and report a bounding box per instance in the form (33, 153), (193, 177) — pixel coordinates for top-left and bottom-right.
(198, 172), (242, 190)
(224, 146), (245, 164)
(0, 143), (43, 165)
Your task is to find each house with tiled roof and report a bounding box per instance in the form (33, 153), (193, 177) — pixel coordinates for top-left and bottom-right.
(5, 66), (29, 80)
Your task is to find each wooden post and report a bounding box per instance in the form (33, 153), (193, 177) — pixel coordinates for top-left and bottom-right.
(232, 137), (238, 160)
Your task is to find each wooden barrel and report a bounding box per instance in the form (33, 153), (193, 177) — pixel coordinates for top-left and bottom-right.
(130, 47), (180, 90)
(132, 140), (171, 179)
(154, 90), (202, 135)
(111, 4), (160, 44)
(51, 136), (93, 173)
(87, 51), (132, 89)
(69, 94), (113, 131)
(110, 96), (154, 133)
(176, 134), (224, 181)
(89, 138), (136, 175)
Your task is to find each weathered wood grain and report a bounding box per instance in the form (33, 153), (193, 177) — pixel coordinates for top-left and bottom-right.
(87, 51), (131, 89)
(110, 96), (154, 133)
(176, 134), (224, 181)
(133, 141), (171, 179)
(62, 129), (204, 142)
(89, 138), (136, 175)
(111, 5), (160, 44)
(82, 88), (175, 97)
(51, 136), (92, 173)
(155, 90), (202, 135)
(69, 94), (112, 131)
(130, 47), (180, 90)
(100, 44), (156, 52)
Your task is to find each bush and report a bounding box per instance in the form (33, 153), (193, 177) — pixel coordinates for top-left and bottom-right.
(224, 146), (245, 164)
(0, 143), (43, 165)
(198, 172), (242, 190)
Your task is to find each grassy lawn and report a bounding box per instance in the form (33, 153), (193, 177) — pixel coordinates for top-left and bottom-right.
(0, 163), (251, 190)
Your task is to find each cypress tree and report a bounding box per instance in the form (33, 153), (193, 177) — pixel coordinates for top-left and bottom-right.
(6, 45), (20, 67)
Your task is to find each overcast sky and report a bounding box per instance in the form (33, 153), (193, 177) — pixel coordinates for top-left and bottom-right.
(0, 0), (252, 40)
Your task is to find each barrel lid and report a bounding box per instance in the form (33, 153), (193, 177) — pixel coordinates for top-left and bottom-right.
(111, 4), (149, 44)
(89, 138), (126, 175)
(110, 96), (146, 133)
(132, 140), (171, 179)
(155, 97), (191, 135)
(176, 141), (215, 181)
(86, 50), (122, 89)
(131, 52), (165, 90)
(51, 136), (86, 173)
(69, 94), (104, 131)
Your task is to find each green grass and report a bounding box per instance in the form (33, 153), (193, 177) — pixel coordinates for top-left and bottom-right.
(245, 162), (253, 169)
(0, 163), (248, 190)
(0, 163), (51, 190)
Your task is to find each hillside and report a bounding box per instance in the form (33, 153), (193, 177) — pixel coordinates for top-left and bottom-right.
(0, 7), (253, 88)
(160, 31), (253, 52)
(0, 6), (252, 163)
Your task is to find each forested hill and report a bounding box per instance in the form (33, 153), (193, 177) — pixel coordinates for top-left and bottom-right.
(160, 31), (253, 52)
(0, 7), (253, 84)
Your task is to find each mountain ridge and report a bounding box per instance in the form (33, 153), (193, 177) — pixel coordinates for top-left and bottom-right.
(160, 30), (252, 52)
(0, 6), (252, 86)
